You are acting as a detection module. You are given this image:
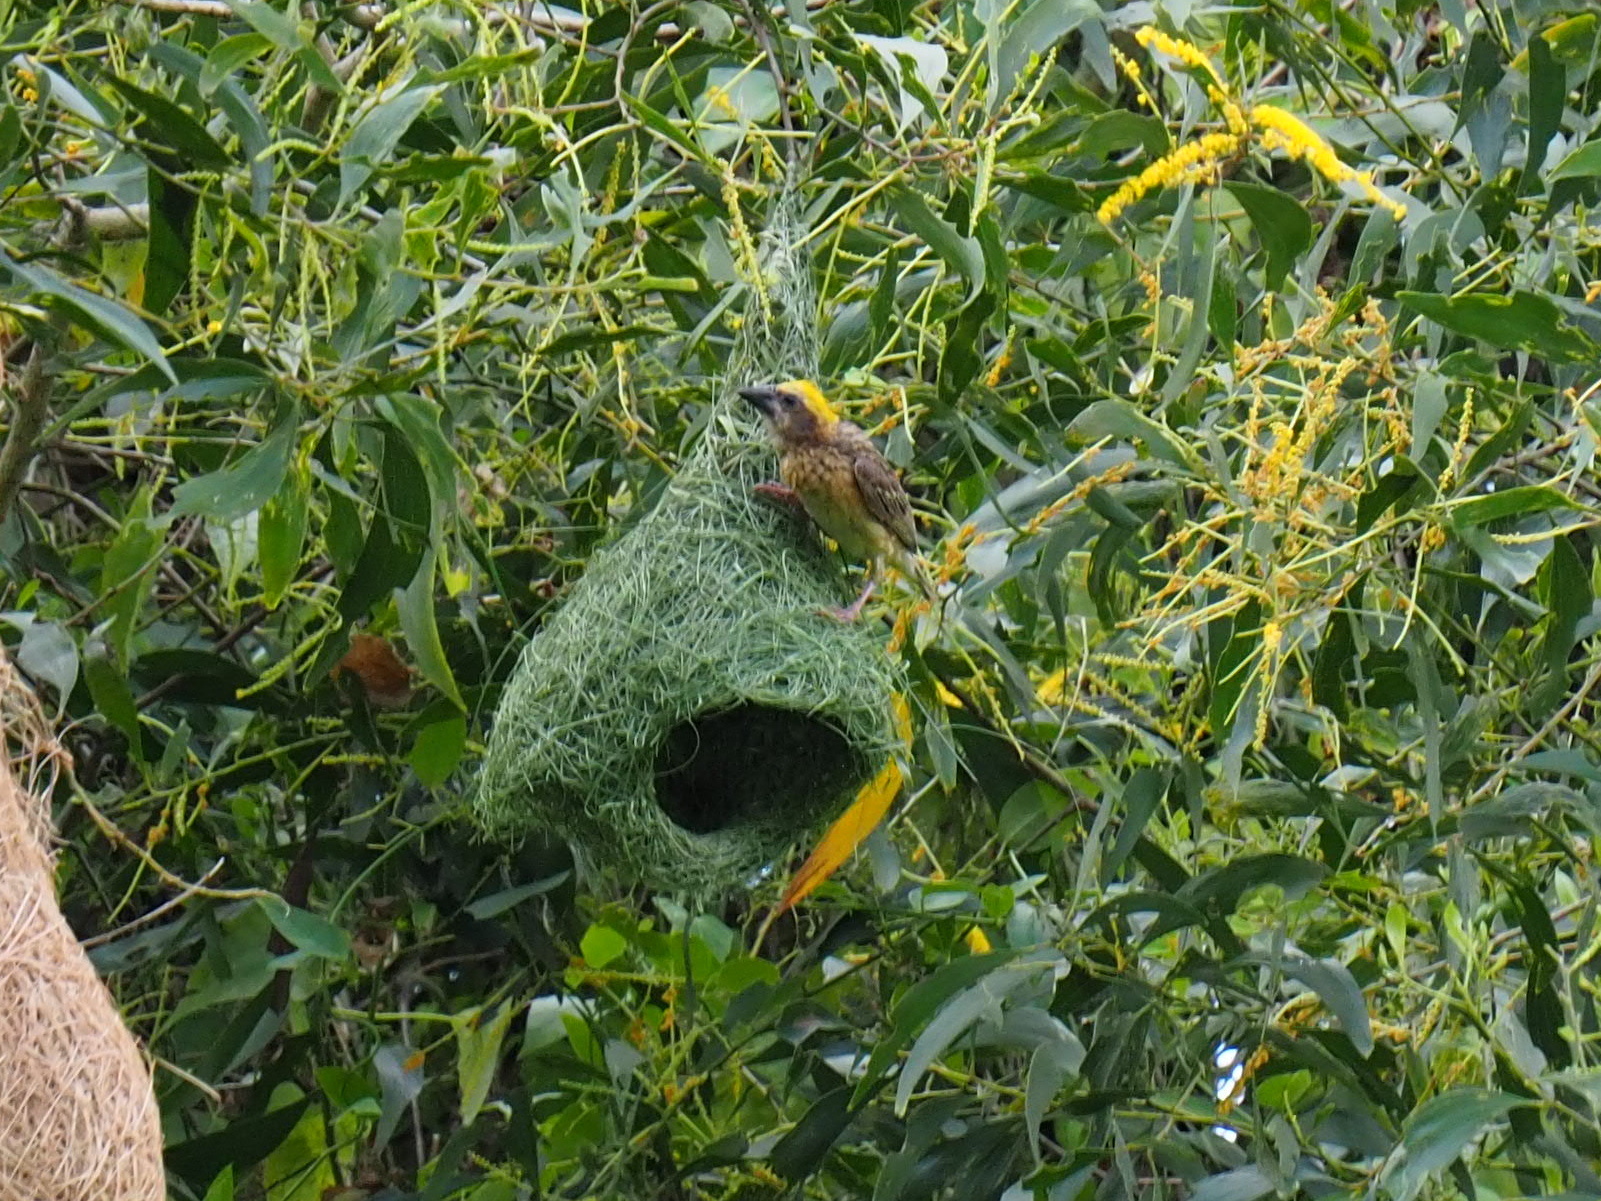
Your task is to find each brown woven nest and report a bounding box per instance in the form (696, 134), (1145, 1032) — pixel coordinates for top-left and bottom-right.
(0, 649), (164, 1201)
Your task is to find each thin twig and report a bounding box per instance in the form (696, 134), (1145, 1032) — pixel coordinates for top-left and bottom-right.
(75, 789), (278, 902)
(19, 481), (117, 529)
(741, 0), (796, 161)
(1468, 656), (1601, 804)
(117, 0), (233, 14)
(152, 1056), (223, 1103)
(81, 858), (227, 948)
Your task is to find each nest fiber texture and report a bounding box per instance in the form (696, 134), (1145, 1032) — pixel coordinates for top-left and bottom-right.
(477, 209), (901, 893)
(0, 655), (164, 1201)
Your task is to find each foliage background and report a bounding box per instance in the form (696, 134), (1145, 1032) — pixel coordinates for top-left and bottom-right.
(4, 0), (1601, 1197)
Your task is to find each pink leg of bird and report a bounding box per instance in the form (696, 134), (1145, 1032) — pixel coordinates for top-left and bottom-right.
(753, 482), (804, 510)
(825, 578), (876, 623)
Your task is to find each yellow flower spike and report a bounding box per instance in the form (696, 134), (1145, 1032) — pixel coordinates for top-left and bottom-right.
(1261, 620), (1283, 655)
(1134, 26), (1224, 87)
(1110, 45), (1158, 111)
(1251, 105), (1407, 220)
(1097, 131), (1244, 224)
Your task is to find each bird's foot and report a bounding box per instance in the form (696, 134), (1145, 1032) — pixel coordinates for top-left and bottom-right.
(753, 481), (804, 510)
(823, 580), (876, 623)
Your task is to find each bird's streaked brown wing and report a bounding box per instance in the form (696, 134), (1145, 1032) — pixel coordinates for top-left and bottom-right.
(847, 431), (917, 552)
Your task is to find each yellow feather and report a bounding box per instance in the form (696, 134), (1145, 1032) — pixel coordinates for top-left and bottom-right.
(777, 757), (903, 914)
(782, 379), (838, 426)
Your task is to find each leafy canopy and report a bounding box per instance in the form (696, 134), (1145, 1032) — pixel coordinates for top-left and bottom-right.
(2, 1), (1601, 1199)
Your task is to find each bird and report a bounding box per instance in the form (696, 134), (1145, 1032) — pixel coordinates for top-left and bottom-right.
(739, 379), (930, 621)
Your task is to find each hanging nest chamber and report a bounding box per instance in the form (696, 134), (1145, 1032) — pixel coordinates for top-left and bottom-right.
(0, 650), (165, 1201)
(476, 210), (902, 893)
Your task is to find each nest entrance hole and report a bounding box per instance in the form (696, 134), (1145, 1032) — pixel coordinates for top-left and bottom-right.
(654, 704), (864, 835)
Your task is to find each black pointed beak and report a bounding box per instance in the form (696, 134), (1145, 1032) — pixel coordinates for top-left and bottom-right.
(739, 384), (778, 415)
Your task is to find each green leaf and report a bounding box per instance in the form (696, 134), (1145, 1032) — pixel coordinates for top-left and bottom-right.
(1460, 782), (1580, 841)
(0, 250), (175, 382)
(331, 515), (416, 632)
(1101, 768), (1166, 882)
(1285, 957), (1373, 1057)
(101, 508), (161, 665)
(1067, 400), (1195, 467)
(339, 84), (444, 205)
(891, 186), (986, 294)
(622, 92), (712, 166)
(418, 49), (545, 85)
(409, 711), (467, 787)
(1311, 599), (1359, 720)
(258, 463), (308, 609)
(580, 925), (627, 969)
(1522, 32), (1562, 191)
(165, 1100), (312, 1194)
(868, 242), (903, 351)
(1190, 1167), (1275, 1201)
(938, 290), (996, 404)
(456, 1003), (516, 1125)
(130, 655), (262, 721)
(1382, 1089), (1521, 1201)
(1397, 290), (1599, 362)
(264, 1099), (333, 1201)
(895, 952), (1064, 1114)
(464, 873), (571, 920)
(373, 1043), (426, 1148)
(1003, 171), (1093, 212)
(1225, 182), (1313, 289)
(853, 948), (1024, 1103)
(1548, 138), (1601, 181)
(1518, 748), (1601, 781)
(1181, 853), (1329, 912)
(201, 1165), (236, 1201)
(1505, 878), (1568, 1068)
(1162, 196), (1216, 403)
(85, 654), (141, 750)
(1447, 484), (1583, 528)
(257, 898), (351, 961)
(0, 104), (22, 167)
(105, 74), (230, 169)
(169, 405), (297, 522)
(12, 618), (76, 701)
(232, 0), (300, 47)
(1457, 30), (1503, 128)
(1535, 535), (1589, 714)
(1079, 109), (1169, 161)
(993, 0), (1093, 111)
(1025, 1038), (1082, 1163)
(326, 435), (430, 635)
(397, 553), (464, 709)
(377, 393), (456, 521)
(769, 1087), (855, 1181)
(200, 33), (273, 94)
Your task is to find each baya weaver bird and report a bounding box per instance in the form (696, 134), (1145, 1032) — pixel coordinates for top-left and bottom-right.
(740, 379), (930, 621)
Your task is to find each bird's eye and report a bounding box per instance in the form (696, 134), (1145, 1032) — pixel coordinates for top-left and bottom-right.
(780, 392), (797, 408)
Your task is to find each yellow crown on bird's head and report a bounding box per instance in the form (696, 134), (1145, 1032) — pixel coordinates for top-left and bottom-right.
(779, 379), (837, 424)
(737, 379), (839, 429)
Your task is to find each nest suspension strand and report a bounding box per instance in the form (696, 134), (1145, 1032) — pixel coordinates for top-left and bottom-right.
(475, 201), (902, 894)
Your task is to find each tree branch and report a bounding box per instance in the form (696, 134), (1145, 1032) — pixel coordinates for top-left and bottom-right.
(0, 344), (52, 524)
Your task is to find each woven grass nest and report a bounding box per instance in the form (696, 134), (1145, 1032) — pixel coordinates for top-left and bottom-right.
(0, 650), (165, 1201)
(476, 211), (902, 893)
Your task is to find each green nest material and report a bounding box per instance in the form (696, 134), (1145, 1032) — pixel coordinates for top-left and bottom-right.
(475, 210), (901, 893)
